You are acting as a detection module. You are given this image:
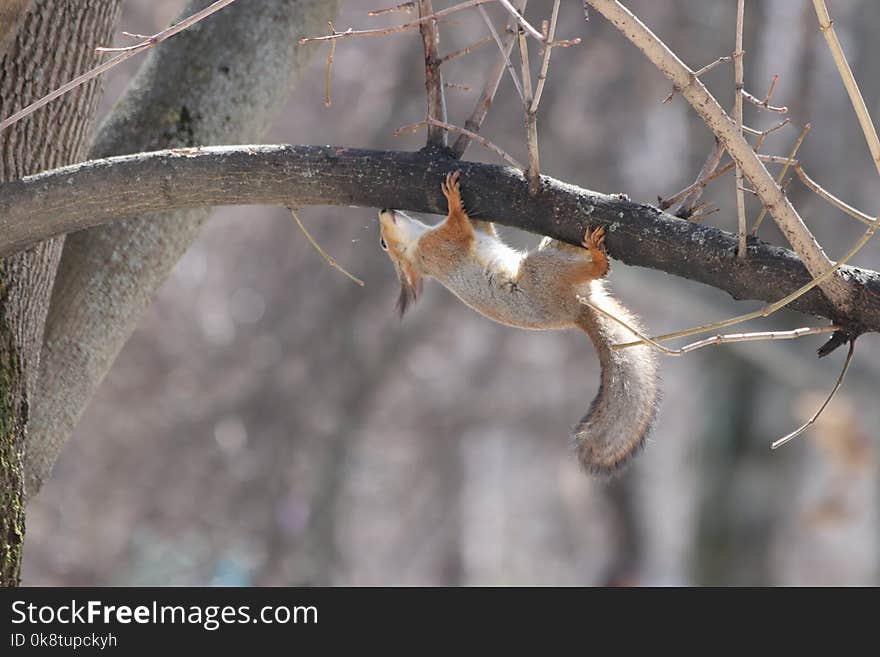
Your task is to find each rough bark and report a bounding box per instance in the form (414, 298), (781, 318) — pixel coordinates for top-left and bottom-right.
(0, 0), (122, 587)
(24, 0), (339, 500)
(2, 145), (878, 335)
(0, 1), (31, 56)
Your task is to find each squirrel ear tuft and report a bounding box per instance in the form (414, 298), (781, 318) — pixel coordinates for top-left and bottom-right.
(395, 265), (423, 318)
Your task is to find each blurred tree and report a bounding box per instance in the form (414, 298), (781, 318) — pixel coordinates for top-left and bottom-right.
(0, 0), (338, 587)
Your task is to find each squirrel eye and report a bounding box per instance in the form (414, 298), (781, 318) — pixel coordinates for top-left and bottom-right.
(379, 237), (388, 251)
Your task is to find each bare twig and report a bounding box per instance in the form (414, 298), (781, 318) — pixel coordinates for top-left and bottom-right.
(531, 0), (564, 113)
(454, 1), (527, 158)
(751, 123), (810, 235)
(478, 5), (523, 100)
(368, 1), (415, 16)
(288, 207), (364, 287)
(395, 119), (525, 169)
(757, 155), (878, 228)
(740, 89), (788, 113)
(749, 116), (790, 151)
(770, 339), (855, 450)
(299, 0), (493, 44)
(497, 0), (544, 41)
(734, 0), (747, 258)
(438, 34), (494, 63)
(688, 203), (719, 222)
(580, 293), (839, 356)
(325, 22), (337, 107)
(666, 115), (791, 216)
(662, 155), (733, 213)
(663, 55), (732, 103)
(419, 0), (448, 147)
(584, 284), (854, 450)
(0, 0), (238, 133)
(763, 73), (780, 104)
(615, 223), (877, 351)
(812, 0), (880, 178)
(584, 0), (848, 309)
(518, 27), (540, 193)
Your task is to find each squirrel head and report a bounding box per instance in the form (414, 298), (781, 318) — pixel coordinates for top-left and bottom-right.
(378, 208), (429, 317)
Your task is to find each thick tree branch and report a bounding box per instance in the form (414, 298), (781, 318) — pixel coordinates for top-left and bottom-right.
(1, 144), (878, 332)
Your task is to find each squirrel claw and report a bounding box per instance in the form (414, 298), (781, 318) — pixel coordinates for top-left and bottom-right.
(583, 226), (606, 251)
(442, 171), (464, 214)
(442, 171), (461, 198)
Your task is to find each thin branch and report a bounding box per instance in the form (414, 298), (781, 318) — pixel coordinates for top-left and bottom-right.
(454, 1), (527, 157)
(288, 208), (364, 286)
(584, 0), (849, 310)
(419, 0), (447, 147)
(751, 123), (811, 235)
(395, 119), (525, 169)
(478, 5), (523, 100)
(518, 27), (540, 194)
(368, 1), (415, 16)
(325, 22), (337, 108)
(438, 34), (494, 63)
(580, 294), (838, 356)
(757, 155), (877, 227)
(740, 89), (788, 113)
(662, 156), (733, 213)
(749, 116), (790, 151)
(615, 223), (878, 351)
(530, 0), (565, 113)
(497, 0), (544, 41)
(298, 0), (494, 44)
(812, 0), (880, 178)
(0, 0), (238, 133)
(584, 284), (854, 450)
(770, 339), (855, 450)
(663, 55), (733, 103)
(734, 0), (747, 258)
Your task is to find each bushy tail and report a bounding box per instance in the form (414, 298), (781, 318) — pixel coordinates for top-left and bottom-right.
(573, 281), (660, 475)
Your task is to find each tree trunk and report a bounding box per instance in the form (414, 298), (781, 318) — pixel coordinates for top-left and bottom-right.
(0, 0), (122, 587)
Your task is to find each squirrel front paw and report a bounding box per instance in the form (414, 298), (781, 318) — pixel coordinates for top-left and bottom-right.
(441, 171), (465, 214)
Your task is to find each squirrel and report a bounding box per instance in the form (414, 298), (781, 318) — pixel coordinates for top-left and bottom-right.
(378, 171), (659, 474)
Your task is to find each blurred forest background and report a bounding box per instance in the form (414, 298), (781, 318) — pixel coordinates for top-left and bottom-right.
(22, 0), (880, 585)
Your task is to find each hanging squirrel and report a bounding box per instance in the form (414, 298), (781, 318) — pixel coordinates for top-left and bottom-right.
(378, 171), (660, 474)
